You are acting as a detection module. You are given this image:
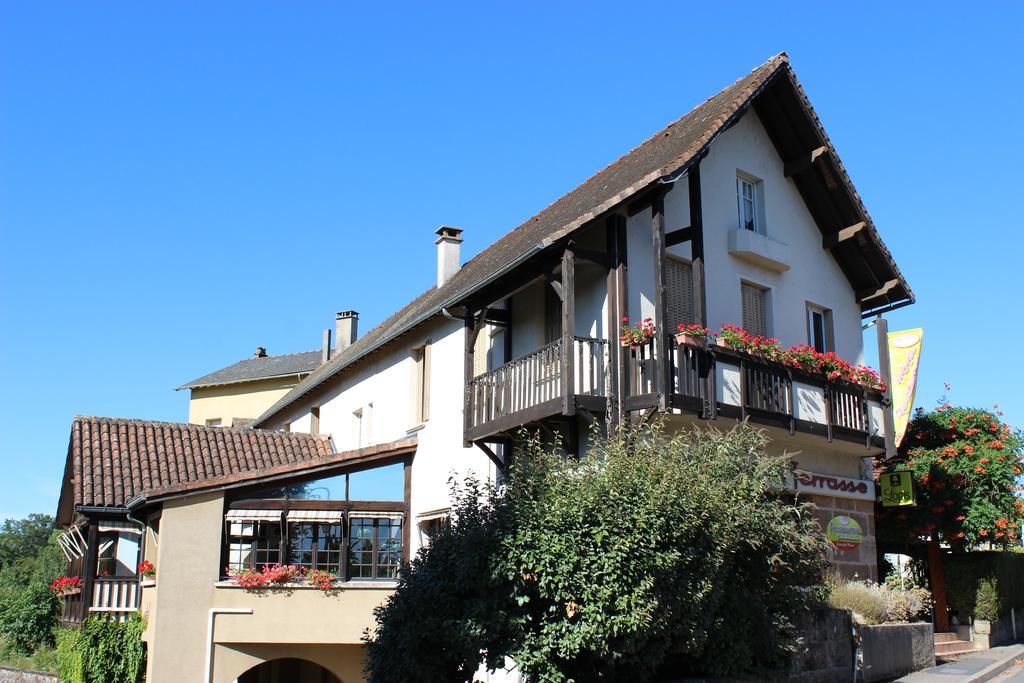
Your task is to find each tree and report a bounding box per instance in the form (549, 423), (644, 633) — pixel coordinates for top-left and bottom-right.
(0, 515), (64, 658)
(876, 404), (1023, 630)
(365, 425), (830, 683)
(0, 583), (58, 655)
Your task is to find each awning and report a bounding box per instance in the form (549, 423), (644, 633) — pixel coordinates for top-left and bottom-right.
(286, 510), (344, 523)
(416, 508), (450, 522)
(225, 509), (283, 522)
(351, 511), (404, 521)
(97, 520), (142, 535)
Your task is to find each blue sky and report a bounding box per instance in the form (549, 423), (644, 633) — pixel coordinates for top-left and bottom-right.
(1, 2), (1022, 520)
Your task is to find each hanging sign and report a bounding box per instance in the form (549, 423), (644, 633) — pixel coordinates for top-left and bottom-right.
(880, 471), (916, 507)
(888, 329), (923, 447)
(826, 516), (863, 552)
(784, 469), (874, 502)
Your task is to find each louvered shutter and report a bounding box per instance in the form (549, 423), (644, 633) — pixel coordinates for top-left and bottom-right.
(665, 258), (694, 330)
(741, 283), (768, 337)
(473, 326), (489, 377)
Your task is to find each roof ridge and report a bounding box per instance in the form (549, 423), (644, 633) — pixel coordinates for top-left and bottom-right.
(72, 414), (331, 440)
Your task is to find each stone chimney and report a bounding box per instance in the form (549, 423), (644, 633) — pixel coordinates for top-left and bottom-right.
(254, 346), (267, 358)
(336, 310), (359, 354)
(435, 226), (464, 287)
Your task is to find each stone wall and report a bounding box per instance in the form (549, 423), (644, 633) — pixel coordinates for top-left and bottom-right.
(806, 494), (878, 582)
(788, 608), (854, 683)
(0, 667), (58, 683)
(857, 623), (934, 682)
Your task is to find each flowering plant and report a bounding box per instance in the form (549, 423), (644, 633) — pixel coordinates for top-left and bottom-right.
(304, 568), (338, 592)
(676, 324), (714, 340)
(49, 576), (82, 595)
(262, 563), (302, 585)
(620, 317), (655, 349)
(228, 567), (269, 590)
(138, 560), (156, 578)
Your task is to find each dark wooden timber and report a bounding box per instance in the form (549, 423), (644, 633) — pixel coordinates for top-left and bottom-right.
(783, 145), (828, 177)
(823, 221), (866, 249)
(403, 459), (412, 563)
(614, 216), (629, 426)
(80, 524), (97, 624)
(688, 164), (707, 328)
(665, 225), (693, 247)
(474, 440), (505, 472)
(604, 217), (621, 431)
(651, 191), (670, 411)
(573, 246), (612, 268)
(561, 245), (576, 416)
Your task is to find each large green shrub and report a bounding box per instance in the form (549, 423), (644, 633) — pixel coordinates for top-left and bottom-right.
(365, 424), (830, 682)
(0, 582), (58, 655)
(975, 579), (1001, 621)
(942, 551), (1024, 619)
(56, 614), (146, 683)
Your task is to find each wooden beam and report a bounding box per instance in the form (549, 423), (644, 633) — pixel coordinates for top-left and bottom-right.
(689, 164), (707, 327)
(473, 440), (505, 472)
(573, 247), (612, 268)
(402, 459), (412, 563)
(665, 226), (693, 247)
(784, 145), (828, 177)
(651, 191), (670, 412)
(561, 244), (576, 417)
(544, 272), (564, 301)
(604, 216), (621, 432)
(857, 278), (900, 303)
(823, 221), (866, 249)
(614, 216), (629, 427)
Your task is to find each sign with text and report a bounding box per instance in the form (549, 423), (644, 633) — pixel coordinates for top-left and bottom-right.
(880, 471), (915, 507)
(826, 516), (863, 552)
(785, 470), (873, 502)
(888, 328), (923, 447)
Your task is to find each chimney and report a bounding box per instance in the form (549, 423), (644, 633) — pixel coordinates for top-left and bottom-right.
(336, 310), (359, 354)
(254, 346), (267, 358)
(321, 329), (332, 364)
(435, 226), (464, 287)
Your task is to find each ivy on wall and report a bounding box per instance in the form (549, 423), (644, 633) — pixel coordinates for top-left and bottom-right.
(56, 614), (146, 683)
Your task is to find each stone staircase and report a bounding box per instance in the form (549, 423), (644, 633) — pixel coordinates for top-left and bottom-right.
(934, 630), (979, 659)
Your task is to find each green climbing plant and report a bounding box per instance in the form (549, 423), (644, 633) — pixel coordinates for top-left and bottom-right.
(56, 614), (146, 683)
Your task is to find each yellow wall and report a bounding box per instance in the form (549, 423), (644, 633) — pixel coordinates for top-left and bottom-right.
(143, 489), (391, 683)
(187, 376), (305, 427)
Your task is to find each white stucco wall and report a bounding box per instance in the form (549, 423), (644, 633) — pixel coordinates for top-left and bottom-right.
(626, 109), (864, 364)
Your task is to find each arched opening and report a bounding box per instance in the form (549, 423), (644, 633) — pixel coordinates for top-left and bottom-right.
(237, 658), (342, 683)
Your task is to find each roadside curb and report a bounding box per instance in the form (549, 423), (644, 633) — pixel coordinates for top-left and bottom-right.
(961, 644), (1024, 683)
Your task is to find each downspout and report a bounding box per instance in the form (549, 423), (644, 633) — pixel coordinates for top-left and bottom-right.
(206, 608), (252, 683)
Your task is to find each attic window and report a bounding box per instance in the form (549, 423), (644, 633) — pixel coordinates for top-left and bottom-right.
(736, 173), (765, 234)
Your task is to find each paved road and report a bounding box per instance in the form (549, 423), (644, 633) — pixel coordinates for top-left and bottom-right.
(898, 644), (1024, 682)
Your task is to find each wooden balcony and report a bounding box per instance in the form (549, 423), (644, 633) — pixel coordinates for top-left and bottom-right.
(465, 336), (608, 441)
(62, 577), (140, 626)
(624, 337), (886, 448)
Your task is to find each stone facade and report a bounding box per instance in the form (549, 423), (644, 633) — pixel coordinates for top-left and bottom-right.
(805, 494), (878, 582)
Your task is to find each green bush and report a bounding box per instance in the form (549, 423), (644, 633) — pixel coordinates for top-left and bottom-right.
(56, 614), (146, 683)
(942, 551), (1024, 619)
(827, 579), (931, 625)
(0, 582), (58, 655)
(366, 424), (830, 682)
(975, 579), (1001, 621)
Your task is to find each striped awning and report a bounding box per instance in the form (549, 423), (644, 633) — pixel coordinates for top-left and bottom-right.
(416, 508), (450, 522)
(97, 520), (142, 535)
(286, 510), (344, 523)
(225, 509), (282, 522)
(351, 511), (404, 521)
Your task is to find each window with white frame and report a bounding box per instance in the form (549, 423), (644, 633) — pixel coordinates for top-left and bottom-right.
(806, 304), (834, 354)
(736, 174), (764, 233)
(352, 408), (364, 448)
(741, 283), (769, 337)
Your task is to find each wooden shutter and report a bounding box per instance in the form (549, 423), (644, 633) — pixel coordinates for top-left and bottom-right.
(413, 343), (431, 423)
(665, 258), (694, 330)
(473, 326), (488, 377)
(741, 283), (768, 337)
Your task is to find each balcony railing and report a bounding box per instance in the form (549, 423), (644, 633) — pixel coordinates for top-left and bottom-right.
(62, 577), (140, 626)
(465, 336), (608, 440)
(625, 336), (884, 445)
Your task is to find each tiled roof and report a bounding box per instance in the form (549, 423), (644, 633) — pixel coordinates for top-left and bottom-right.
(177, 349), (324, 390)
(60, 415), (334, 514)
(252, 52), (911, 427)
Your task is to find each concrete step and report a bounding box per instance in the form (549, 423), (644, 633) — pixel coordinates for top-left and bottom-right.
(934, 632), (960, 644)
(935, 640), (979, 657)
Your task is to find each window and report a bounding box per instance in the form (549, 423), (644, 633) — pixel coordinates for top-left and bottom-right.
(287, 522), (343, 574)
(205, 418), (222, 428)
(806, 304), (834, 353)
(95, 528), (140, 577)
(665, 256), (694, 330)
(741, 283), (769, 337)
(736, 174), (764, 233)
(352, 409), (363, 448)
(412, 343), (431, 423)
(225, 517), (282, 572)
(349, 516), (402, 580)
(310, 407), (320, 436)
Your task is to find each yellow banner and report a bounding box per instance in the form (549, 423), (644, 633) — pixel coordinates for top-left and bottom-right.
(888, 328), (923, 446)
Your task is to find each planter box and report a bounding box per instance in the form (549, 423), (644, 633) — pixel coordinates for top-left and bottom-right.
(674, 333), (707, 349)
(857, 623), (934, 683)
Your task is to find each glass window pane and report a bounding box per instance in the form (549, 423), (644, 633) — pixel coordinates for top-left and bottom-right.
(286, 473), (347, 500)
(348, 463), (405, 501)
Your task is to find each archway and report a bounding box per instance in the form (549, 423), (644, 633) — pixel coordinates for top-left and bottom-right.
(237, 658), (342, 683)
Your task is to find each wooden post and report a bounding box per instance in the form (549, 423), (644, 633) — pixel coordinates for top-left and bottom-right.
(561, 244), (576, 416)
(402, 458), (412, 564)
(651, 191), (670, 411)
(463, 308), (478, 447)
(614, 216), (629, 422)
(928, 536), (951, 632)
(81, 523), (97, 621)
(875, 316), (898, 459)
(605, 217), (621, 431)
(688, 163), (707, 328)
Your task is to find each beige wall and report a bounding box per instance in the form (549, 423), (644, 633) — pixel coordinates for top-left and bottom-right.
(187, 376), (305, 427)
(142, 489), (390, 683)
